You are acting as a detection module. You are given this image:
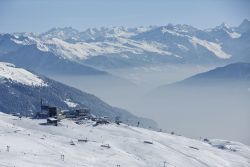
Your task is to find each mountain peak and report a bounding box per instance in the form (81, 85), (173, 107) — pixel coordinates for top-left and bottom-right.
(41, 27), (80, 40)
(241, 18), (250, 25)
(213, 22), (231, 31)
(237, 19), (250, 33)
(220, 22), (229, 29)
(47, 26), (78, 32)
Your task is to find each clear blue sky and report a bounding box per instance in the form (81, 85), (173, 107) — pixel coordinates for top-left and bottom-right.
(0, 0), (249, 33)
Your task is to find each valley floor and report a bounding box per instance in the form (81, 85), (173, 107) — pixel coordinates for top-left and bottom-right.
(0, 112), (249, 167)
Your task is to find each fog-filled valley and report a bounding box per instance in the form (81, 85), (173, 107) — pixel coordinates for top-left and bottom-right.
(47, 63), (250, 145)
(1, 18), (250, 145)
(49, 64), (213, 108)
(2, 1), (250, 166)
(1, 17), (250, 156)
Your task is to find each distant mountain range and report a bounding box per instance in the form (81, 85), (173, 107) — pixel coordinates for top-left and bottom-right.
(0, 62), (156, 128)
(165, 62), (250, 87)
(153, 62), (250, 95)
(133, 62), (250, 146)
(1, 19), (250, 73)
(0, 34), (107, 75)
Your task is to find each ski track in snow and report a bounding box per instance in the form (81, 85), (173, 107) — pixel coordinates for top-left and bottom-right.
(0, 112), (250, 167)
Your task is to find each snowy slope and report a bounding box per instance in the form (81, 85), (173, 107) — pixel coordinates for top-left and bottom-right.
(0, 44), (108, 76)
(49, 37), (174, 59)
(189, 37), (232, 59)
(40, 26), (154, 42)
(0, 61), (155, 128)
(2, 19), (249, 70)
(0, 62), (47, 87)
(0, 112), (249, 167)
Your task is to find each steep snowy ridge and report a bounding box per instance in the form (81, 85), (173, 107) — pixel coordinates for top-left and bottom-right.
(12, 36), (174, 61)
(40, 26), (154, 41)
(189, 37), (232, 59)
(2, 20), (249, 69)
(0, 112), (249, 167)
(0, 61), (155, 128)
(0, 62), (47, 87)
(209, 23), (242, 39)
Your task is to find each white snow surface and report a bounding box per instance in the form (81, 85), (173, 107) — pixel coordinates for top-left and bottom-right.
(226, 31), (241, 39)
(0, 112), (249, 167)
(64, 99), (78, 108)
(45, 37), (174, 60)
(0, 62), (47, 87)
(11, 36), (49, 52)
(10, 25), (234, 62)
(177, 44), (189, 52)
(161, 28), (185, 37)
(190, 37), (232, 59)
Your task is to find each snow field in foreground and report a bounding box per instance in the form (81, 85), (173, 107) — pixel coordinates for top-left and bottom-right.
(0, 112), (249, 167)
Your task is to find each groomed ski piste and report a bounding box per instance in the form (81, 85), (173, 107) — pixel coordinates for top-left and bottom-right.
(0, 112), (249, 167)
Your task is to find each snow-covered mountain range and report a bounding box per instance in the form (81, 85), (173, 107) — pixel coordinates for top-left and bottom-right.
(1, 20), (250, 167)
(0, 112), (249, 167)
(1, 19), (250, 73)
(0, 34), (108, 75)
(0, 62), (155, 128)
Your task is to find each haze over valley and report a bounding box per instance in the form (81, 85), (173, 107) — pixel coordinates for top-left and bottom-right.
(1, 19), (250, 145)
(1, 1), (250, 166)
